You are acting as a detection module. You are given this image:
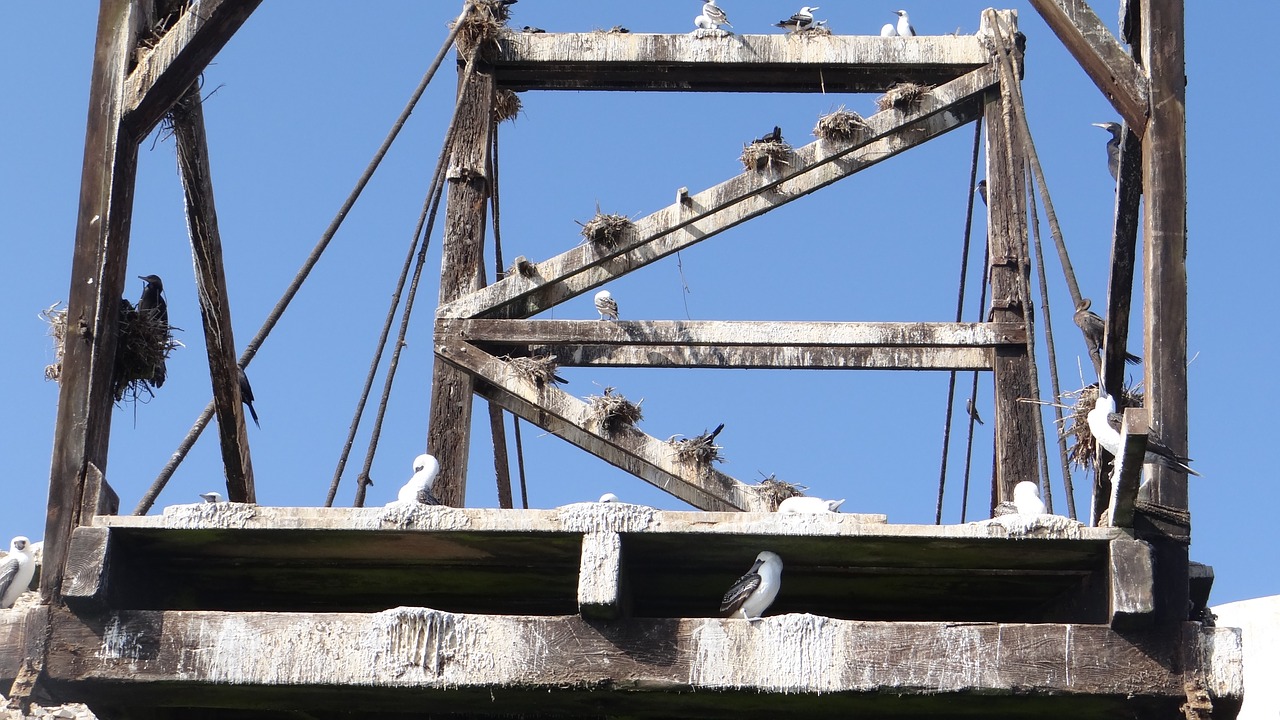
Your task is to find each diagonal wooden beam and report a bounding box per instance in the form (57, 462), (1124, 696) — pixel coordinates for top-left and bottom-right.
(1104, 408), (1148, 529)
(439, 64), (999, 320)
(435, 338), (764, 512)
(1026, 0), (1148, 132)
(122, 0), (261, 138)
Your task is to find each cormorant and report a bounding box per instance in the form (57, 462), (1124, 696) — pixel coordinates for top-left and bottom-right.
(137, 274), (169, 387)
(1092, 121), (1122, 180)
(1073, 298), (1140, 365)
(238, 367), (259, 428)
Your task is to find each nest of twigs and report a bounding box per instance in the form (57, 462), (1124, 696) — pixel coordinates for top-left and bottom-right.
(586, 387), (643, 435)
(1064, 382), (1145, 472)
(579, 212), (634, 250)
(493, 89), (522, 123)
(452, 0), (515, 56)
(506, 255), (537, 279)
(669, 423), (726, 465)
(41, 303), (67, 382)
(505, 354), (565, 388)
(755, 474), (806, 511)
(813, 106), (870, 142)
(739, 139), (793, 172)
(876, 82), (932, 112)
(45, 299), (178, 401)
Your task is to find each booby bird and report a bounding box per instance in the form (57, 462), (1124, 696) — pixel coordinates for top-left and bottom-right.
(777, 496), (844, 513)
(1073, 298), (1140, 365)
(594, 290), (619, 320)
(775, 7), (818, 32)
(992, 481), (1046, 517)
(701, 1), (732, 29)
(199, 491), (224, 503)
(880, 23), (898, 37)
(893, 9), (916, 37)
(238, 367), (260, 428)
(395, 453), (442, 505)
(1087, 393), (1201, 476)
(976, 179), (988, 206)
(599, 492), (620, 503)
(721, 551), (783, 621)
(0, 537), (35, 609)
(137, 274), (169, 387)
(1092, 122), (1122, 180)
(966, 397), (984, 425)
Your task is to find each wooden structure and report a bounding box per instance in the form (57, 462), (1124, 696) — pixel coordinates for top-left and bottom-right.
(0, 1), (1240, 718)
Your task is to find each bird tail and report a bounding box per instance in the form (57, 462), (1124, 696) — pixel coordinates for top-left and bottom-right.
(1124, 351), (1142, 365)
(246, 402), (260, 428)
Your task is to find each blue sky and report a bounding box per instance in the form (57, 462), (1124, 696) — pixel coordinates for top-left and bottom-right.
(1, 2), (1274, 607)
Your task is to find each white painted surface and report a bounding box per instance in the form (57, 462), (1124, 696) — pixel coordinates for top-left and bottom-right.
(1213, 595), (1280, 719)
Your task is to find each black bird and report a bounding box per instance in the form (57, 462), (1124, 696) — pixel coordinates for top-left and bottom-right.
(137, 274), (169, 387)
(238, 367), (259, 428)
(976, 179), (988, 206)
(755, 126), (783, 144)
(1091, 122), (1122, 180)
(521, 25), (545, 33)
(1073, 298), (1140, 365)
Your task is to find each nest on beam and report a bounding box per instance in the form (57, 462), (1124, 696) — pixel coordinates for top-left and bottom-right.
(740, 139), (793, 173)
(1063, 382), (1145, 473)
(585, 387), (643, 436)
(876, 82), (932, 112)
(755, 474), (806, 511)
(43, 299), (180, 402)
(493, 89), (522, 123)
(813, 106), (870, 143)
(578, 212), (635, 251)
(668, 423), (726, 466)
(503, 354), (567, 388)
(452, 0), (515, 57)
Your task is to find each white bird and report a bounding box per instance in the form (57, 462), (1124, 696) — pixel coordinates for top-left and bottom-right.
(777, 496), (845, 514)
(0, 537), (36, 609)
(701, 1), (732, 28)
(598, 492), (620, 503)
(880, 23), (898, 37)
(992, 481), (1045, 517)
(694, 14), (716, 30)
(395, 453), (442, 505)
(721, 551), (782, 621)
(199, 491), (224, 503)
(775, 6), (818, 32)
(594, 290), (619, 320)
(893, 9), (916, 37)
(1087, 394), (1201, 476)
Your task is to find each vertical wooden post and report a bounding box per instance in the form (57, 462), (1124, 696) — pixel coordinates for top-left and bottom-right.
(428, 64), (494, 507)
(171, 88), (255, 502)
(1140, 0), (1189, 623)
(42, 0), (148, 602)
(983, 86), (1040, 513)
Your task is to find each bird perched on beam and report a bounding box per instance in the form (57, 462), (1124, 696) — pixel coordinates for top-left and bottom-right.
(775, 7), (818, 33)
(594, 290), (619, 320)
(199, 491), (224, 503)
(1073, 298), (1140, 365)
(880, 22), (897, 37)
(1087, 393), (1201, 476)
(700, 1), (732, 30)
(1092, 121), (1122, 180)
(993, 481), (1045, 517)
(394, 453), (441, 505)
(137, 274), (169, 387)
(238, 367), (259, 428)
(721, 551), (782, 621)
(0, 537), (35, 609)
(777, 496), (844, 513)
(755, 125), (783, 144)
(893, 9), (916, 37)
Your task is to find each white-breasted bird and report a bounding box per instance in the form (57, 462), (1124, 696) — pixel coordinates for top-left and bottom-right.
(1087, 393), (1201, 476)
(0, 537), (36, 609)
(993, 481), (1046, 517)
(594, 290), (619, 320)
(199, 491), (225, 503)
(880, 23), (898, 37)
(720, 551), (783, 621)
(893, 9), (916, 37)
(599, 492), (620, 503)
(775, 6), (818, 32)
(701, 1), (732, 28)
(777, 496), (844, 513)
(1091, 121), (1123, 180)
(395, 453), (442, 505)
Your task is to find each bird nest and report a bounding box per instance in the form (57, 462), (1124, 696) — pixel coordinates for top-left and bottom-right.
(579, 212), (634, 250)
(668, 423), (726, 465)
(504, 354), (565, 388)
(43, 299), (179, 402)
(41, 303), (68, 383)
(451, 0), (514, 56)
(1063, 382), (1144, 472)
(506, 255), (537, 279)
(876, 82), (932, 112)
(585, 387), (643, 435)
(739, 140), (793, 172)
(813, 106), (870, 142)
(493, 89), (522, 123)
(755, 474), (806, 511)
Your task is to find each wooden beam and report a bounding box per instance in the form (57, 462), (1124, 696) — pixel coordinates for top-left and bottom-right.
(437, 340), (764, 512)
(577, 531), (625, 620)
(122, 0), (261, 138)
(1108, 538), (1154, 628)
(44, 0), (148, 603)
(427, 66), (494, 507)
(1101, 125), (1143, 400)
(1105, 407), (1148, 529)
(0, 607), (45, 686)
(42, 608), (1242, 718)
(61, 527), (111, 611)
(490, 32), (990, 93)
(1025, 0), (1148, 132)
(488, 344), (995, 371)
(171, 89), (254, 503)
(439, 65), (998, 320)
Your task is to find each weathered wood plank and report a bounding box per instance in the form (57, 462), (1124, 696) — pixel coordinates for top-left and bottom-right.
(427, 66), (494, 507)
(491, 31), (990, 93)
(122, 0), (261, 138)
(1105, 407), (1148, 529)
(577, 530), (625, 620)
(43, 608), (1242, 718)
(0, 606), (46, 685)
(491, 344), (995, 371)
(1101, 125), (1142, 400)
(171, 88), (255, 503)
(1025, 0), (1148, 132)
(1108, 538), (1153, 628)
(62, 526), (111, 610)
(459, 320), (1026, 346)
(440, 340), (765, 512)
(438, 65), (998, 320)
(44, 0), (147, 603)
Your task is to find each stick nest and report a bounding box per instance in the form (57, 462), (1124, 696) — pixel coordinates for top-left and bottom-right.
(41, 303), (67, 382)
(506, 255), (537, 278)
(493, 90), (522, 123)
(755, 474), (806, 511)
(813, 106), (870, 142)
(876, 82), (932, 112)
(739, 140), (793, 172)
(669, 423), (725, 465)
(44, 299), (179, 402)
(504, 354), (565, 388)
(1063, 383), (1145, 472)
(586, 387), (643, 435)
(452, 0), (515, 56)
(579, 212), (634, 250)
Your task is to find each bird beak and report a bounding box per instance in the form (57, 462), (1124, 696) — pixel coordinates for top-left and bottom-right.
(1091, 123), (1108, 129)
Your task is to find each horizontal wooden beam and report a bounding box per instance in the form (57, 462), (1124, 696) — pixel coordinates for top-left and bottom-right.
(122, 0), (261, 137)
(457, 320), (1026, 346)
(490, 31), (990, 93)
(43, 607), (1242, 718)
(439, 64), (998, 320)
(489, 344), (995, 371)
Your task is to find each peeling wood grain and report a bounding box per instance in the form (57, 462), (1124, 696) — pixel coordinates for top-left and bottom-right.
(1105, 407), (1147, 529)
(1108, 538), (1153, 628)
(577, 531), (625, 620)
